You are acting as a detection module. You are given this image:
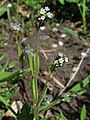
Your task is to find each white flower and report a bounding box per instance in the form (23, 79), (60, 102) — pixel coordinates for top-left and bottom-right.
(58, 41), (64, 46)
(58, 52), (63, 57)
(52, 27), (58, 32)
(81, 52), (87, 57)
(54, 60), (58, 65)
(59, 58), (64, 64)
(40, 8), (46, 14)
(4, 43), (8, 46)
(11, 22), (21, 31)
(40, 16), (45, 20)
(56, 23), (60, 27)
(24, 47), (34, 56)
(38, 17), (41, 20)
(40, 26), (45, 30)
(45, 6), (50, 11)
(60, 34), (66, 38)
(7, 3), (12, 8)
(47, 12), (53, 18)
(65, 57), (69, 62)
(51, 44), (58, 48)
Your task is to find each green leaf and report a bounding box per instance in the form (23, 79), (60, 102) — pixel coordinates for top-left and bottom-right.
(1, 58), (9, 72)
(58, 0), (65, 5)
(41, 117), (47, 120)
(17, 104), (34, 120)
(24, 0), (38, 7)
(63, 87), (90, 102)
(66, 0), (78, 3)
(71, 75), (90, 92)
(60, 112), (68, 120)
(39, 87), (90, 113)
(39, 99), (61, 112)
(0, 82), (6, 86)
(49, 61), (55, 74)
(27, 45), (34, 75)
(38, 86), (47, 106)
(0, 71), (20, 82)
(0, 7), (7, 16)
(18, 43), (22, 57)
(64, 27), (78, 37)
(80, 105), (86, 120)
(0, 95), (10, 107)
(24, 0), (41, 9)
(1, 84), (19, 101)
(7, 61), (18, 69)
(0, 55), (5, 62)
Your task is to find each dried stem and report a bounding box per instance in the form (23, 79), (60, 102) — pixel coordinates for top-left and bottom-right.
(58, 47), (90, 96)
(43, 71), (65, 89)
(40, 47), (48, 59)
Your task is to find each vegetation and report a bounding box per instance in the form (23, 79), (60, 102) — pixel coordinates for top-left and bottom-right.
(0, 0), (90, 120)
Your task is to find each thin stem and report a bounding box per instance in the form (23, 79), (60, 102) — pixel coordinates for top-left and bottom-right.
(83, 0), (87, 33)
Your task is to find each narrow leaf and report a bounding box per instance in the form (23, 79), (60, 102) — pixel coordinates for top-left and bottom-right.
(0, 55), (5, 62)
(17, 104), (34, 120)
(41, 117), (47, 120)
(71, 75), (90, 92)
(60, 112), (68, 120)
(58, 0), (65, 5)
(0, 7), (7, 16)
(80, 105), (86, 120)
(0, 71), (20, 82)
(64, 27), (78, 37)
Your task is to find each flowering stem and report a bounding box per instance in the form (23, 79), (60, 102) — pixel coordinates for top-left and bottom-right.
(58, 47), (90, 96)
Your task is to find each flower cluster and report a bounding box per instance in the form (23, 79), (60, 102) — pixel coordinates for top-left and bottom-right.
(24, 47), (34, 56)
(38, 6), (53, 21)
(54, 52), (69, 67)
(10, 20), (21, 31)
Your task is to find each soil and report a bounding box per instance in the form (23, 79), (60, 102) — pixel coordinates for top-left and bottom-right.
(0, 8), (90, 120)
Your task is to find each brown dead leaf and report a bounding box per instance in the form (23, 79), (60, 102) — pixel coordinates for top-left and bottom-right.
(0, 0), (8, 6)
(15, 3), (31, 18)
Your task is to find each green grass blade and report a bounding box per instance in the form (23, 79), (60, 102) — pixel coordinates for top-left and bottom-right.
(18, 43), (22, 57)
(40, 117), (47, 120)
(0, 54), (5, 62)
(0, 71), (20, 82)
(39, 99), (61, 112)
(7, 61), (18, 69)
(63, 88), (90, 102)
(80, 105), (86, 120)
(0, 95), (17, 116)
(0, 7), (7, 16)
(1, 58), (9, 72)
(32, 77), (38, 101)
(60, 112), (68, 120)
(27, 45), (34, 75)
(0, 95), (9, 107)
(71, 75), (90, 92)
(38, 86), (47, 106)
(64, 27), (78, 37)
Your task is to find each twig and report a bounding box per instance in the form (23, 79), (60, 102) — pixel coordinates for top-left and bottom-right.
(39, 49), (57, 53)
(43, 71), (65, 89)
(0, 0), (8, 6)
(58, 47), (90, 96)
(40, 47), (48, 59)
(40, 78), (54, 91)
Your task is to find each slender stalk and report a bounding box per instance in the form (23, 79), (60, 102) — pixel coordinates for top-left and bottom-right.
(83, 0), (87, 33)
(77, 0), (87, 33)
